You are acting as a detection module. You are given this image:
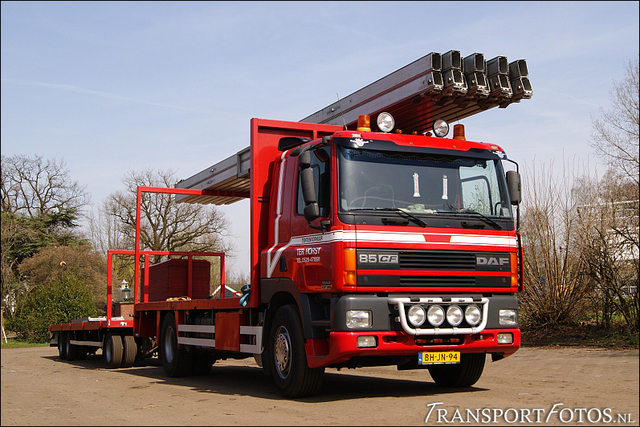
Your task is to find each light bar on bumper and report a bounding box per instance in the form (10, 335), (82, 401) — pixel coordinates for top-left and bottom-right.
(389, 296), (490, 336)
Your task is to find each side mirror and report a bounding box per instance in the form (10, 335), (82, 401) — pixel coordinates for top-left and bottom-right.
(506, 170), (521, 205)
(300, 158), (319, 222)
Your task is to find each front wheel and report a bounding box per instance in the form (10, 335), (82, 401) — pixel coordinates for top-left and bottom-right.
(269, 305), (324, 398)
(428, 353), (486, 387)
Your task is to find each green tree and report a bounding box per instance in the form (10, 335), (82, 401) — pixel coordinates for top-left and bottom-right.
(8, 271), (97, 343)
(1, 154), (90, 316)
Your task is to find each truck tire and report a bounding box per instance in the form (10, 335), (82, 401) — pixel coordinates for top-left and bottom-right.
(191, 350), (216, 376)
(160, 313), (193, 377)
(428, 353), (486, 387)
(65, 333), (77, 361)
(269, 305), (324, 398)
(57, 333), (67, 360)
(121, 335), (137, 368)
(104, 334), (123, 369)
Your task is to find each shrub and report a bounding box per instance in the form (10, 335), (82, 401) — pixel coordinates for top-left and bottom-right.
(9, 271), (97, 343)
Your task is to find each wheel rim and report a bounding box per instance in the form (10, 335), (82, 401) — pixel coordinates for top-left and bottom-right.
(163, 325), (175, 364)
(274, 325), (292, 380)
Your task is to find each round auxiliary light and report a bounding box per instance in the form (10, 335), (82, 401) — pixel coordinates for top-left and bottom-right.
(427, 305), (445, 327)
(376, 112), (395, 133)
(407, 305), (426, 327)
(465, 304), (482, 326)
(446, 305), (464, 327)
(432, 118), (449, 138)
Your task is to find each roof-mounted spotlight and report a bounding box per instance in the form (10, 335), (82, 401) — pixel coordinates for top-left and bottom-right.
(376, 112), (395, 133)
(432, 118), (449, 138)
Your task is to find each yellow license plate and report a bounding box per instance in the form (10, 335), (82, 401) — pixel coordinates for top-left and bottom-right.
(418, 351), (461, 365)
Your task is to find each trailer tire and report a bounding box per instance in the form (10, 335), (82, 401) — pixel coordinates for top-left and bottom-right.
(57, 333), (67, 360)
(269, 305), (324, 398)
(428, 353), (486, 387)
(121, 335), (137, 368)
(76, 345), (88, 360)
(65, 333), (77, 361)
(104, 334), (123, 369)
(160, 313), (193, 377)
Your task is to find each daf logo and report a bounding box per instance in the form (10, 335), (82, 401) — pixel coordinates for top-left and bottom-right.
(477, 256), (509, 266)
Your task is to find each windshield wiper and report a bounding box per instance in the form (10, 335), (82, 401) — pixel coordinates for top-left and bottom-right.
(350, 207), (427, 227)
(445, 208), (503, 230)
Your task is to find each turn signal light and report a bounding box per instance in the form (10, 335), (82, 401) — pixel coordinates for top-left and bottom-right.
(510, 252), (518, 291)
(343, 248), (357, 286)
(357, 115), (371, 132)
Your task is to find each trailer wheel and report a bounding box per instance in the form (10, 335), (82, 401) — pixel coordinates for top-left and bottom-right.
(428, 353), (486, 387)
(121, 335), (137, 368)
(57, 333), (67, 360)
(76, 345), (88, 360)
(65, 333), (77, 361)
(104, 334), (123, 368)
(160, 313), (193, 377)
(269, 305), (324, 398)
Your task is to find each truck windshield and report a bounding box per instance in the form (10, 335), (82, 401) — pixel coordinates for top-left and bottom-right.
(337, 146), (512, 219)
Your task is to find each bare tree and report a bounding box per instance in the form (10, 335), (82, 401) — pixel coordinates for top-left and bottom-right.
(1, 154), (90, 218)
(590, 58), (639, 186)
(519, 160), (591, 328)
(575, 171), (639, 332)
(99, 168), (233, 263)
(583, 58), (640, 333)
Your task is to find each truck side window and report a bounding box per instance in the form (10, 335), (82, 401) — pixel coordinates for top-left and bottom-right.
(297, 146), (330, 217)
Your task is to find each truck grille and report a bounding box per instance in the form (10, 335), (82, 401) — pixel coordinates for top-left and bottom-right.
(399, 276), (476, 286)
(398, 250), (476, 271)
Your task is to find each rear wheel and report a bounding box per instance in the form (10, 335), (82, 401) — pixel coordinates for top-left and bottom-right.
(57, 333), (67, 360)
(65, 333), (77, 361)
(428, 353), (486, 387)
(104, 334), (123, 368)
(160, 313), (193, 377)
(269, 305), (324, 398)
(121, 335), (137, 368)
(191, 350), (216, 375)
(76, 345), (88, 360)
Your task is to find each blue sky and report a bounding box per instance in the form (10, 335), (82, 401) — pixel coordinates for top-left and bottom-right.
(2, 1), (639, 277)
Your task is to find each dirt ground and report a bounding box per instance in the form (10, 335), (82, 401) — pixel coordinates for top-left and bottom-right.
(1, 346), (638, 426)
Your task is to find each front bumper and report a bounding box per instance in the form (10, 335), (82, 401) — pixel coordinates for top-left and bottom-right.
(304, 328), (520, 369)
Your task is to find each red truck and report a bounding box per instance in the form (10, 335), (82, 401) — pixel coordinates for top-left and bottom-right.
(50, 50), (528, 398)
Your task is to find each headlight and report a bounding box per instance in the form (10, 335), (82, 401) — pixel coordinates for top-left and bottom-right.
(446, 305), (463, 326)
(346, 310), (372, 329)
(376, 112), (395, 133)
(465, 304), (482, 326)
(407, 305), (426, 327)
(433, 118), (449, 137)
(499, 309), (517, 326)
(427, 305), (445, 327)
